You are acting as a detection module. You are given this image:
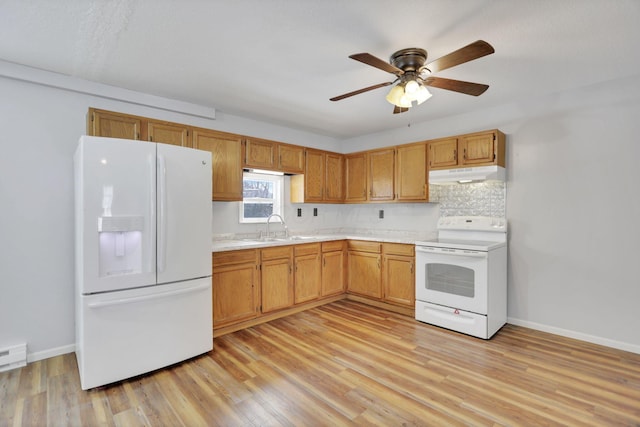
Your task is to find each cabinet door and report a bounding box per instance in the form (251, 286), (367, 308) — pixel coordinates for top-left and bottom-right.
(383, 254), (415, 307)
(304, 149), (325, 202)
(369, 148), (395, 201)
(322, 249), (345, 296)
(347, 251), (382, 299)
(345, 153), (367, 202)
(396, 143), (427, 201)
(278, 144), (305, 174)
(148, 121), (190, 147)
(90, 109), (141, 140)
(261, 258), (293, 313)
(460, 132), (495, 165)
(325, 153), (344, 202)
(294, 253), (321, 304)
(193, 130), (243, 201)
(212, 262), (258, 328)
(429, 138), (458, 169)
(244, 138), (276, 169)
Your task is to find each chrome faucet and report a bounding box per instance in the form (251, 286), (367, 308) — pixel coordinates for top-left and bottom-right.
(266, 213), (287, 239)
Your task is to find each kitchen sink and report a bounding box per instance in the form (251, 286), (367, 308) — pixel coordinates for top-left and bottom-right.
(241, 235), (317, 243)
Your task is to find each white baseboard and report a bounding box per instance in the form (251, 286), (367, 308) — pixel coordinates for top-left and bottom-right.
(26, 344), (75, 364)
(507, 317), (640, 355)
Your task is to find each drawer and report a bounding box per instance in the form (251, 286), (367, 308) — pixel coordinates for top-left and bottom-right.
(322, 240), (345, 252)
(294, 242), (321, 256)
(213, 249), (257, 267)
(383, 243), (415, 256)
(347, 240), (381, 253)
(261, 245), (293, 261)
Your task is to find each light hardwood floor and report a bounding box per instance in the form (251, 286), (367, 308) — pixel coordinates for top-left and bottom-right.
(2, 300), (639, 426)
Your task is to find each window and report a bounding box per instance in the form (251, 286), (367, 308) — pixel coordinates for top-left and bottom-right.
(239, 171), (283, 223)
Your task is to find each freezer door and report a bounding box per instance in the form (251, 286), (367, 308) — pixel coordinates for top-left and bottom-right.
(75, 136), (157, 294)
(76, 278), (213, 390)
(156, 143), (212, 284)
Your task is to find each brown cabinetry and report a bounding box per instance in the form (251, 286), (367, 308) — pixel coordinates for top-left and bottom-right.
(147, 121), (190, 147)
(321, 240), (345, 296)
(294, 243), (321, 304)
(382, 243), (415, 308)
(368, 148), (395, 202)
(260, 246), (294, 313)
(193, 129), (243, 201)
(212, 250), (259, 329)
(428, 130), (505, 170)
(344, 152), (368, 202)
(347, 241), (382, 299)
(244, 138), (305, 173)
(290, 149), (344, 203)
(396, 143), (428, 201)
(89, 109), (141, 140)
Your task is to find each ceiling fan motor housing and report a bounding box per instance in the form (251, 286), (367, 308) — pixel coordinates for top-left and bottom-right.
(390, 48), (428, 73)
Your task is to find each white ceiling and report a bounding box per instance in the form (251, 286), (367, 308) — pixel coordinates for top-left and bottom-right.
(1, 0), (639, 139)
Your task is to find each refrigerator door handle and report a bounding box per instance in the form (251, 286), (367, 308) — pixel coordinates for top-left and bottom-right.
(157, 153), (167, 273)
(87, 282), (210, 309)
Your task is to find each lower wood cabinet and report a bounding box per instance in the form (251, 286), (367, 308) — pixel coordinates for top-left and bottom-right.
(212, 250), (259, 328)
(347, 241), (382, 299)
(212, 239), (413, 333)
(261, 246), (294, 313)
(294, 243), (321, 304)
(382, 243), (415, 308)
(321, 241), (345, 296)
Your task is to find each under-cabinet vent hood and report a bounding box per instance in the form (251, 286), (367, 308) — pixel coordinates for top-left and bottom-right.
(429, 165), (505, 185)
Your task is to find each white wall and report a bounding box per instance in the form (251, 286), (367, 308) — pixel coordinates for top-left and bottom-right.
(346, 74), (640, 353)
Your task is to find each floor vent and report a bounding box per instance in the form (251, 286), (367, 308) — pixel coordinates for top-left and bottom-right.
(0, 343), (27, 372)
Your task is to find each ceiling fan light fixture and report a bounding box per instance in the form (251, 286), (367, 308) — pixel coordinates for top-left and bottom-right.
(404, 79), (420, 95)
(415, 85), (432, 105)
(385, 84), (407, 107)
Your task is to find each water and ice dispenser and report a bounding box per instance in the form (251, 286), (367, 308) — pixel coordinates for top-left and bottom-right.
(98, 216), (144, 277)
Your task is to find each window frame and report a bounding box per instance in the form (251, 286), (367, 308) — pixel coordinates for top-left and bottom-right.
(239, 171), (284, 224)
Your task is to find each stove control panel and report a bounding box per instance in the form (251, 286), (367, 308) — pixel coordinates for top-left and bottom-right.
(437, 216), (507, 232)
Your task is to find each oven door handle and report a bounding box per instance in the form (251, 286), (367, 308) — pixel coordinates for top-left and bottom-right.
(415, 246), (487, 258)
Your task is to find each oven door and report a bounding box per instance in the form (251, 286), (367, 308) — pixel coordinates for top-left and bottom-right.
(415, 246), (488, 315)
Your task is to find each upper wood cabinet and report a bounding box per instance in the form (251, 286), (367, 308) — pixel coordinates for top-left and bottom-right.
(89, 109), (141, 140)
(278, 144), (305, 174)
(243, 138), (305, 173)
(396, 143), (428, 202)
(193, 129), (243, 201)
(428, 130), (505, 170)
(290, 149), (344, 203)
(344, 152), (367, 202)
(147, 121), (190, 147)
(244, 137), (276, 169)
(368, 148), (395, 202)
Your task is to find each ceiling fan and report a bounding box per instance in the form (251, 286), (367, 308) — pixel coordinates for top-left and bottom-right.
(330, 40), (495, 114)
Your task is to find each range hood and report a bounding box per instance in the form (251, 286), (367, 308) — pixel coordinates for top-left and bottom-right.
(429, 165), (505, 185)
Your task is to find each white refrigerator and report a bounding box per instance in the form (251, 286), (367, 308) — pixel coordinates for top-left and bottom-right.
(74, 135), (213, 390)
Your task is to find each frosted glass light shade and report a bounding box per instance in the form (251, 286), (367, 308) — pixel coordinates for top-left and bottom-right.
(386, 84), (406, 107)
(415, 85), (432, 105)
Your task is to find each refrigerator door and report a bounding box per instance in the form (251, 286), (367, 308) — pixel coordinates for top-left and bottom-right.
(156, 143), (212, 284)
(76, 277), (213, 390)
(75, 136), (157, 294)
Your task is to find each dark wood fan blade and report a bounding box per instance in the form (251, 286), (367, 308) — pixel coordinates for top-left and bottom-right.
(330, 82), (393, 101)
(426, 40), (494, 73)
(424, 76), (489, 96)
(393, 106), (409, 114)
(349, 53), (404, 75)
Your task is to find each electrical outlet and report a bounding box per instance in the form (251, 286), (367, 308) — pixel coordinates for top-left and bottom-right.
(297, 208), (302, 217)
(313, 208), (318, 216)
(379, 210), (384, 219)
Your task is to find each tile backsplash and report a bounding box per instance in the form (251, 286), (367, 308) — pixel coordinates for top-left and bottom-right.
(429, 182), (506, 218)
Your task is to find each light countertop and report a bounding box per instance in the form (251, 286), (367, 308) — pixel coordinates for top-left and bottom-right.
(212, 230), (436, 252)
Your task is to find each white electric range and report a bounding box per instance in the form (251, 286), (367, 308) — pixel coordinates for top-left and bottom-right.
(414, 216), (507, 339)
